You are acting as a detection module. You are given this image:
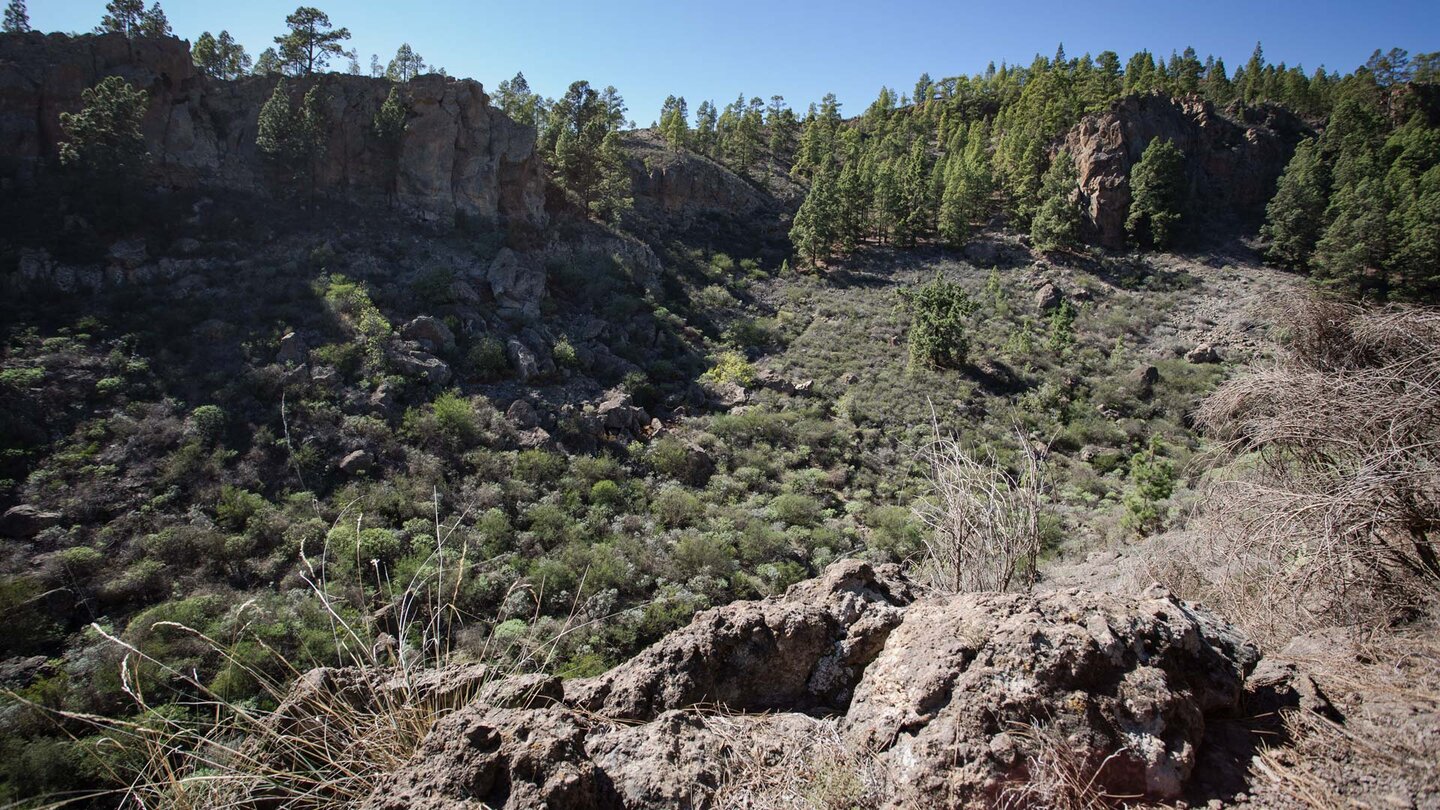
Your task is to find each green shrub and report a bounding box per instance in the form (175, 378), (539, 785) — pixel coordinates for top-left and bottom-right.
(701, 351), (757, 387)
(899, 271), (976, 370)
(514, 449), (566, 484)
(468, 337), (511, 380)
(190, 405), (226, 443)
(552, 336), (579, 369)
(653, 487), (703, 528)
(770, 493), (822, 527)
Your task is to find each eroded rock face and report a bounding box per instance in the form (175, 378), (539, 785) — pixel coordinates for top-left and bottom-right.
(844, 587), (1259, 807)
(565, 559), (914, 720)
(263, 562), (1266, 809)
(1062, 94), (1309, 247)
(0, 31), (546, 230)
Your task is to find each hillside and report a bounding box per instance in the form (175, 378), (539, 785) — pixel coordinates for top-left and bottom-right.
(1, 21), (1438, 810)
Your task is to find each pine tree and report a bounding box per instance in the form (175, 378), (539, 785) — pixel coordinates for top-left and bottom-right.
(1243, 42), (1266, 105)
(193, 32), (221, 77)
(591, 130), (633, 222)
(59, 75), (150, 180)
(138, 2), (170, 37)
(373, 85), (406, 144)
(1031, 150), (1081, 251)
(1126, 138), (1185, 248)
(899, 271), (977, 370)
(254, 48), (282, 76)
(790, 162), (841, 265)
(1261, 137), (1329, 268)
(96, 0), (145, 36)
(275, 6), (351, 76)
(255, 81), (325, 187)
(386, 43), (426, 82)
(369, 54), (382, 78)
(693, 100), (717, 156)
(496, 72), (542, 129)
(937, 154), (971, 247)
(3, 0), (30, 33)
(659, 95), (689, 149)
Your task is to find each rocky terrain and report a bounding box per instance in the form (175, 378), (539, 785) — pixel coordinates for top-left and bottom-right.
(2, 27), (1436, 810)
(252, 560), (1301, 809)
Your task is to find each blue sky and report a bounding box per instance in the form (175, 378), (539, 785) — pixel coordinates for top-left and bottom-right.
(29, 0), (1440, 124)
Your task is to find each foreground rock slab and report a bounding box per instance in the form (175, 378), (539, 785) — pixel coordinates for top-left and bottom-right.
(275, 562), (1268, 809)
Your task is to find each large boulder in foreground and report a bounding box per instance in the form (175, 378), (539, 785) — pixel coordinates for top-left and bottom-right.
(845, 587), (1259, 807)
(304, 562), (1264, 809)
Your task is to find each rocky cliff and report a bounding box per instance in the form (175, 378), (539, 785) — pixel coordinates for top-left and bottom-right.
(0, 31), (546, 230)
(262, 561), (1302, 809)
(1062, 94), (1310, 248)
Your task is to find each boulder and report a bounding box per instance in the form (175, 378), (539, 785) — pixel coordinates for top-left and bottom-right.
(506, 399), (541, 430)
(596, 392), (649, 434)
(565, 560), (914, 720)
(402, 316), (456, 354)
(391, 345), (452, 385)
(486, 249), (547, 318)
(506, 338), (540, 382)
(1186, 344), (1221, 364)
(844, 587), (1259, 806)
(0, 504), (61, 538)
(1035, 282), (1062, 312)
(276, 332), (308, 365)
(361, 707), (606, 810)
(1129, 364), (1161, 397)
(338, 450), (373, 476)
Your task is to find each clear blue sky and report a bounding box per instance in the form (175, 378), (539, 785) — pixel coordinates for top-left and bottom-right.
(29, 0), (1440, 124)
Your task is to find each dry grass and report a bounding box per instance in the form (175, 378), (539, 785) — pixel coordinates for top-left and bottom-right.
(996, 722), (1142, 810)
(709, 714), (887, 810)
(913, 411), (1051, 594)
(6, 496), (587, 810)
(1249, 624), (1440, 808)
(1189, 296), (1440, 644)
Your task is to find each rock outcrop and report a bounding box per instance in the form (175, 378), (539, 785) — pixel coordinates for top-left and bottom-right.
(266, 561), (1273, 809)
(1062, 94), (1309, 247)
(0, 31), (546, 230)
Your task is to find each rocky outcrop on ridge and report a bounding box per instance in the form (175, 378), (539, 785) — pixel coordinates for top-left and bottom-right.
(264, 560), (1285, 809)
(0, 31), (546, 229)
(1062, 94), (1310, 247)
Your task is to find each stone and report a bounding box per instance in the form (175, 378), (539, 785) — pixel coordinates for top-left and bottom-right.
(391, 346), (452, 386)
(1130, 364), (1161, 397)
(486, 249), (547, 318)
(1186, 344), (1221, 364)
(596, 392), (649, 434)
(338, 450), (373, 476)
(506, 338), (540, 382)
(401, 316), (456, 354)
(276, 332), (308, 366)
(843, 588), (1259, 807)
(0, 505), (61, 538)
(0, 33), (547, 230)
(566, 560), (914, 720)
(506, 399), (541, 430)
(1063, 95), (1309, 248)
(1035, 282), (1063, 312)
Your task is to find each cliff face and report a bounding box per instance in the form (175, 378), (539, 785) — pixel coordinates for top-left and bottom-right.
(0, 31), (546, 230)
(1063, 94), (1310, 248)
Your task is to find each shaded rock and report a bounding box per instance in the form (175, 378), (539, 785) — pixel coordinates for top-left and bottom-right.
(506, 399), (541, 430)
(486, 249), (546, 318)
(1035, 282), (1062, 312)
(338, 449), (373, 476)
(704, 381), (747, 409)
(391, 345), (452, 385)
(402, 316), (456, 354)
(585, 711), (728, 807)
(369, 383), (397, 416)
(844, 588), (1259, 807)
(1130, 364), (1161, 398)
(0, 504), (61, 538)
(566, 560), (914, 721)
(276, 331), (307, 365)
(361, 706), (606, 810)
(506, 338), (540, 382)
(972, 357), (1023, 393)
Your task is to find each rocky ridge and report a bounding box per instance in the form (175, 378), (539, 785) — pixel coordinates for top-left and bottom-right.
(265, 561), (1302, 809)
(0, 31), (547, 229)
(1062, 94), (1309, 247)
